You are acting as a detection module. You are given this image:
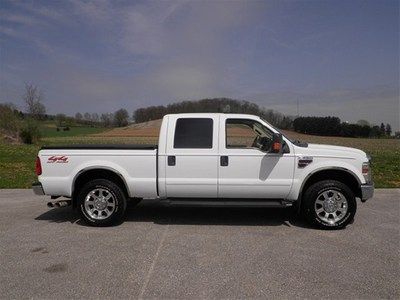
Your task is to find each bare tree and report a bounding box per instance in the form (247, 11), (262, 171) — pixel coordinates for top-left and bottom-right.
(0, 103), (20, 139)
(385, 123), (392, 136)
(113, 109), (129, 127)
(91, 113), (99, 123)
(380, 123), (386, 135)
(23, 84), (46, 120)
(75, 112), (83, 121)
(84, 112), (91, 121)
(55, 114), (66, 127)
(101, 113), (113, 127)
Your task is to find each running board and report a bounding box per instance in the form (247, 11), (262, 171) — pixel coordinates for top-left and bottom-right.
(163, 199), (293, 208)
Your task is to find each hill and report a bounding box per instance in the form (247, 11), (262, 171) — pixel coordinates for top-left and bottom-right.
(95, 119), (162, 137)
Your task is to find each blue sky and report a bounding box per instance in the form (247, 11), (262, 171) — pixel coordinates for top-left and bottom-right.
(0, 0), (399, 130)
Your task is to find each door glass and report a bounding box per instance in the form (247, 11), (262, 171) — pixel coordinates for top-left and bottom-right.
(226, 119), (273, 151)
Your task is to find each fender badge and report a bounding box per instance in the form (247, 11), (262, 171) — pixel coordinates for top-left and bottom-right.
(298, 156), (313, 168)
(47, 156), (68, 163)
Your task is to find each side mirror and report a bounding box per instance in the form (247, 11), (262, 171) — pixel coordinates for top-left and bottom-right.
(271, 133), (283, 153)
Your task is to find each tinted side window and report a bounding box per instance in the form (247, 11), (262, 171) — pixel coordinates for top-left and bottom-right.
(174, 118), (213, 148)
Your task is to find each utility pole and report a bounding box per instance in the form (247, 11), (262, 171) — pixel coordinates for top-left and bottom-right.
(296, 99), (299, 117)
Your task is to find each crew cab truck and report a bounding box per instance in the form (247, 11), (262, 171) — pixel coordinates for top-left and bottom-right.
(33, 113), (374, 229)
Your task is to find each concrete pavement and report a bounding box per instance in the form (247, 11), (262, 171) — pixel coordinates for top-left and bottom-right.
(0, 189), (399, 299)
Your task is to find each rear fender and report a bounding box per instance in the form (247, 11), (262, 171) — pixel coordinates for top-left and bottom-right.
(70, 161), (132, 197)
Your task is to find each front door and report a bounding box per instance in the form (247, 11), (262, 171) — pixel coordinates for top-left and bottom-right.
(218, 117), (295, 199)
(165, 115), (219, 198)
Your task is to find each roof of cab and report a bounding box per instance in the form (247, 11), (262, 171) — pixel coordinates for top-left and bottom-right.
(164, 113), (261, 119)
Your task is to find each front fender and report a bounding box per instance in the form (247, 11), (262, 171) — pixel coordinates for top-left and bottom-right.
(287, 158), (364, 201)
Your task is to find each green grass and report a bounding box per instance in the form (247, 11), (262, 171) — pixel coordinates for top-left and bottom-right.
(40, 124), (106, 138)
(368, 150), (399, 188)
(0, 133), (398, 189)
(0, 142), (40, 188)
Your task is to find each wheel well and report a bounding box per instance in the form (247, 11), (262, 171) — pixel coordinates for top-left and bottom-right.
(72, 168), (129, 208)
(300, 169), (361, 200)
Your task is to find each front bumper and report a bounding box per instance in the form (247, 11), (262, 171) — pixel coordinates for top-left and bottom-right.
(360, 183), (374, 202)
(32, 182), (45, 195)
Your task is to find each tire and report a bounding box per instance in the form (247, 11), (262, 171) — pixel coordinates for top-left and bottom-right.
(302, 180), (356, 229)
(77, 179), (127, 226)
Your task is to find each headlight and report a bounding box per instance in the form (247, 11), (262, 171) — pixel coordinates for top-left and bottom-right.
(362, 162), (372, 183)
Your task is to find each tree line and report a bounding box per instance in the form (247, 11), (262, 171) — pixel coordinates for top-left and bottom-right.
(0, 84), (46, 144)
(293, 116), (392, 138)
(133, 98), (293, 129)
(1, 85), (397, 144)
(73, 109), (129, 128)
(0, 84), (131, 144)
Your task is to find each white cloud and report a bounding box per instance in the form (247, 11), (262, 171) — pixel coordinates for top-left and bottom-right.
(0, 0), (398, 131)
(0, 26), (24, 39)
(69, 0), (113, 22)
(0, 12), (40, 26)
(12, 1), (66, 20)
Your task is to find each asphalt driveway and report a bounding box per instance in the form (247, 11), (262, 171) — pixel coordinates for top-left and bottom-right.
(0, 189), (399, 299)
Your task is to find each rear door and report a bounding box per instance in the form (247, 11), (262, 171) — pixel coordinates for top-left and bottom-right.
(165, 115), (219, 198)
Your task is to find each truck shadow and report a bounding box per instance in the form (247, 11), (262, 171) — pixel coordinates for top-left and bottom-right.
(35, 200), (313, 229)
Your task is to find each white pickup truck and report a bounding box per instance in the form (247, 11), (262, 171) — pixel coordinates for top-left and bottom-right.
(33, 113), (374, 229)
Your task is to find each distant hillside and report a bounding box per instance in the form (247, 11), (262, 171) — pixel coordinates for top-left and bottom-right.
(95, 119), (162, 137)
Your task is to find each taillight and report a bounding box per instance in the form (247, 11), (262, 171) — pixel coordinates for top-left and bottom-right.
(35, 156), (42, 176)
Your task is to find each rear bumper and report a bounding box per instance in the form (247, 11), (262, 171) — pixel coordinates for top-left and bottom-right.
(32, 182), (45, 195)
(360, 183), (374, 202)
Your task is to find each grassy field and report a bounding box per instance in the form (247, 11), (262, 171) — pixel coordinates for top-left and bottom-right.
(39, 122), (106, 137)
(0, 122), (399, 189)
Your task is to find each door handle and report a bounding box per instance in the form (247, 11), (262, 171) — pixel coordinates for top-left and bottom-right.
(168, 156), (176, 166)
(220, 156), (229, 166)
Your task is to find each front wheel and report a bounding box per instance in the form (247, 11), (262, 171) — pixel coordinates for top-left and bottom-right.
(302, 180), (357, 229)
(77, 179), (127, 226)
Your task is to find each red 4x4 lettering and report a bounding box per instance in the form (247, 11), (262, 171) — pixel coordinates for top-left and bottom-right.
(47, 156), (68, 163)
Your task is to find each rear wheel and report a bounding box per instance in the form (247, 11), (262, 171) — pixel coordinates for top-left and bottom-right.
(302, 180), (356, 229)
(77, 179), (127, 226)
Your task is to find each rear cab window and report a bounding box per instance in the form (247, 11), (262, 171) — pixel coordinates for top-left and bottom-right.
(174, 118), (213, 149)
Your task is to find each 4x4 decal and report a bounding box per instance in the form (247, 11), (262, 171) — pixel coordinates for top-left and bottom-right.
(47, 156), (68, 163)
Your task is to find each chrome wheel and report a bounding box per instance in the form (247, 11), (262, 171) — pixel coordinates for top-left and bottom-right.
(314, 189), (348, 225)
(84, 188), (116, 220)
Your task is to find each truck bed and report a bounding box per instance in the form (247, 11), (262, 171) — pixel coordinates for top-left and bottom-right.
(38, 144), (158, 198)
